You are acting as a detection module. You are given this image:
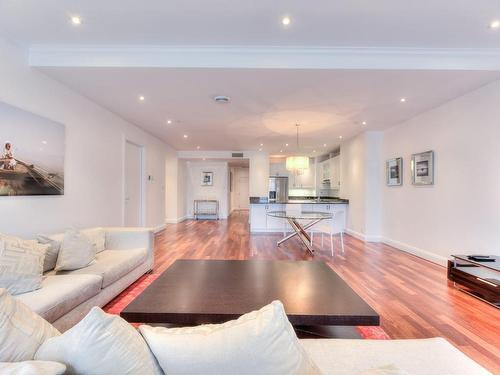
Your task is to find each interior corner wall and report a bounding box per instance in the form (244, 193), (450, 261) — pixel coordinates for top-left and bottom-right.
(0, 37), (174, 237)
(381, 79), (500, 265)
(340, 131), (382, 242)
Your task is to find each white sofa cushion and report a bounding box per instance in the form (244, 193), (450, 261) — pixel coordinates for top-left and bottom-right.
(0, 361), (66, 375)
(0, 234), (48, 295)
(300, 338), (490, 375)
(35, 307), (162, 375)
(0, 288), (60, 362)
(16, 274), (102, 323)
(55, 230), (95, 271)
(81, 228), (106, 254)
(139, 300), (320, 375)
(37, 235), (61, 273)
(56, 248), (147, 288)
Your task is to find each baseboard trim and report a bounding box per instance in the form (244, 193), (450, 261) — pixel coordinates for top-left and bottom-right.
(165, 216), (188, 224)
(380, 237), (448, 267)
(152, 224), (167, 233)
(345, 228), (381, 243)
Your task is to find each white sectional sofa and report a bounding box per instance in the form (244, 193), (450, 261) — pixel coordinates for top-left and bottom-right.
(300, 337), (490, 374)
(15, 227), (154, 332)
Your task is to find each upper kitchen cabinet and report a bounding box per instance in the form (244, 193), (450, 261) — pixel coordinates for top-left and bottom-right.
(290, 163), (315, 188)
(330, 155), (340, 189)
(316, 154), (341, 192)
(269, 161), (288, 177)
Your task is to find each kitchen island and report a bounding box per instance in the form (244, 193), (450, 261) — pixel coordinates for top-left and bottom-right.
(249, 197), (348, 233)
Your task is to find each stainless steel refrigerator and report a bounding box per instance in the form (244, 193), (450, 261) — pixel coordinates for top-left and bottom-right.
(268, 176), (289, 202)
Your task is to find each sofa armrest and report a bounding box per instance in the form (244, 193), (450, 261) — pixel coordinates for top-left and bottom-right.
(105, 227), (153, 251)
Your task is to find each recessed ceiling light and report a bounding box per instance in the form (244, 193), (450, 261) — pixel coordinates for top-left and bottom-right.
(282, 16), (291, 26)
(166, 119), (172, 124)
(280, 150), (283, 153)
(400, 98), (407, 103)
(260, 143), (264, 147)
(183, 134), (188, 139)
(313, 150), (316, 153)
(285, 143), (289, 147)
(196, 146), (200, 150)
(490, 20), (500, 29)
(214, 95), (230, 103)
(323, 144), (327, 147)
(41, 140), (47, 145)
(362, 121), (367, 125)
(202, 158), (206, 161)
(339, 136), (343, 139)
(70, 16), (82, 25)
(138, 95), (145, 102)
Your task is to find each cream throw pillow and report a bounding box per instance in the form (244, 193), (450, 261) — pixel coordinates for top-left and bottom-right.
(81, 228), (106, 253)
(37, 235), (61, 273)
(55, 229), (95, 271)
(0, 234), (48, 295)
(35, 307), (163, 375)
(0, 361), (66, 375)
(0, 288), (60, 362)
(139, 300), (320, 375)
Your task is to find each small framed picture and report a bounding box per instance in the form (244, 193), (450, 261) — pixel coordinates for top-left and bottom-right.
(411, 151), (434, 185)
(386, 157), (402, 186)
(201, 171), (213, 186)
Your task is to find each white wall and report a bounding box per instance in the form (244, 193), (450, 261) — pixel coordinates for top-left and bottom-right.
(248, 151), (270, 197)
(381, 79), (500, 264)
(185, 161), (229, 219)
(340, 131), (382, 241)
(0, 37), (175, 237)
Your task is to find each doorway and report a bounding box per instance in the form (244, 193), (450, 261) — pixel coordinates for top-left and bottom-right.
(230, 165), (249, 212)
(124, 140), (145, 226)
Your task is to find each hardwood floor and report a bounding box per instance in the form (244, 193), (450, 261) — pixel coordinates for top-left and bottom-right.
(153, 210), (500, 373)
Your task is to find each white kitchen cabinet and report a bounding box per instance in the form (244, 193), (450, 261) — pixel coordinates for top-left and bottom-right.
(250, 204), (268, 231)
(313, 204), (347, 233)
(269, 162), (288, 177)
(266, 204), (285, 230)
(289, 159), (315, 189)
(330, 155), (341, 189)
(250, 204), (285, 232)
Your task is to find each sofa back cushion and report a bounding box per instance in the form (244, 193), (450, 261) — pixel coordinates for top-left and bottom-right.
(0, 288), (60, 362)
(35, 307), (162, 375)
(37, 235), (61, 273)
(81, 228), (106, 254)
(0, 360), (66, 375)
(139, 300), (320, 375)
(55, 230), (96, 272)
(0, 234), (48, 295)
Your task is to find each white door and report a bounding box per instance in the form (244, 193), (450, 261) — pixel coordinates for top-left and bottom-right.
(124, 141), (144, 226)
(237, 176), (249, 209)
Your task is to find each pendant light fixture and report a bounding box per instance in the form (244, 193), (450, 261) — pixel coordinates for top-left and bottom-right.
(286, 124), (309, 174)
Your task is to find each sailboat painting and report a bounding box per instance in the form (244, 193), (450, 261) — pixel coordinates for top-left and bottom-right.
(0, 102), (64, 196)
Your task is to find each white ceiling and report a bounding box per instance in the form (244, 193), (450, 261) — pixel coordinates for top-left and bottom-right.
(1, 0), (500, 48)
(2, 1), (500, 154)
(39, 67), (500, 154)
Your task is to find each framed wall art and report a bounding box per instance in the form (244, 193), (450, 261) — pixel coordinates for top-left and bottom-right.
(386, 157), (402, 186)
(411, 151), (434, 185)
(0, 101), (65, 196)
(201, 171), (213, 186)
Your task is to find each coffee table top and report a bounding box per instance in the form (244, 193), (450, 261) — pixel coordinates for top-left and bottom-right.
(121, 260), (379, 326)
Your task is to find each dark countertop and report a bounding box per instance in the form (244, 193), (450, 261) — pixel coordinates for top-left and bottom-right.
(249, 197), (349, 205)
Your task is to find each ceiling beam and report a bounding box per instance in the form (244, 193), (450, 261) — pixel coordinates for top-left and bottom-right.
(29, 45), (500, 71)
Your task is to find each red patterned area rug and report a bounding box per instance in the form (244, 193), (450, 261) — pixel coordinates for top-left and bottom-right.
(104, 274), (390, 340)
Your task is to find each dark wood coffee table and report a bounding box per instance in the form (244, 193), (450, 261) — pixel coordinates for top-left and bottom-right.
(121, 260), (379, 337)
